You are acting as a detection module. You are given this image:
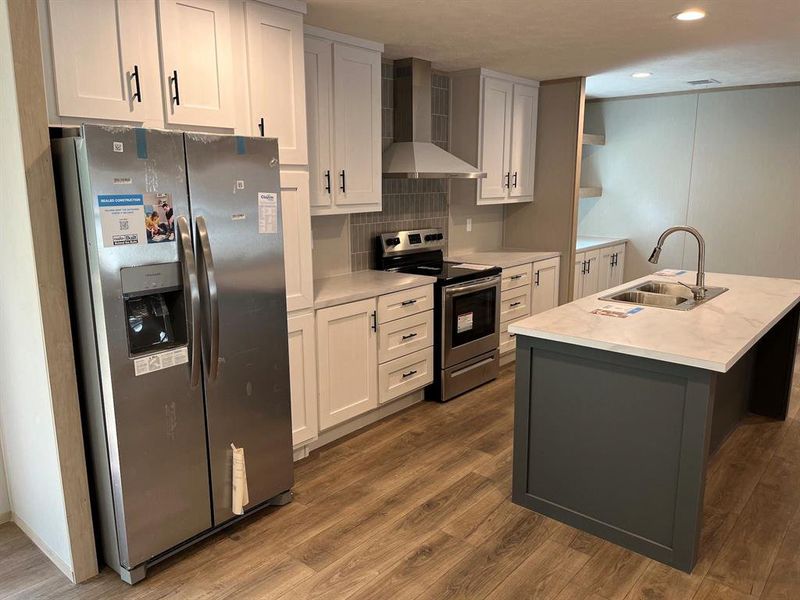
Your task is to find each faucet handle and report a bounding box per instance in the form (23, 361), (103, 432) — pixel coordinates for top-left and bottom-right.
(677, 280), (706, 301)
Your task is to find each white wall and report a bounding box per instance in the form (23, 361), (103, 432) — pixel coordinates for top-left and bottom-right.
(580, 85), (800, 281)
(0, 0), (74, 573)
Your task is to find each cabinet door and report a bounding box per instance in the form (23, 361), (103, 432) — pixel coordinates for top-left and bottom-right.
(48, 0), (161, 122)
(287, 311), (318, 447)
(158, 0), (235, 128)
(573, 252), (584, 300)
(582, 249), (601, 297)
(280, 171), (314, 312)
(598, 246), (615, 292)
(245, 2), (307, 164)
(316, 298), (378, 429)
(611, 244), (626, 287)
(509, 84), (538, 199)
(532, 257), (559, 314)
(304, 36), (334, 211)
(332, 43), (382, 211)
(479, 77), (513, 202)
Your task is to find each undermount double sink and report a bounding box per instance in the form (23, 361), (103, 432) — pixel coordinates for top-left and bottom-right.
(600, 280), (728, 311)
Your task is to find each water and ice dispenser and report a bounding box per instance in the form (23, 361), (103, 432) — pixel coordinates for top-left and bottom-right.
(120, 263), (187, 356)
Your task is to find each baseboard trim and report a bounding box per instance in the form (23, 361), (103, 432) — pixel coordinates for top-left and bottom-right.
(13, 513), (75, 583)
(0, 510), (11, 525)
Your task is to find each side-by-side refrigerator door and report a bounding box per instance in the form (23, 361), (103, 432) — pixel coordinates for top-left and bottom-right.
(184, 134), (294, 526)
(79, 125), (212, 570)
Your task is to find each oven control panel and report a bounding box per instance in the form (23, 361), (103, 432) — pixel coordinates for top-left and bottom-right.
(380, 228), (445, 255)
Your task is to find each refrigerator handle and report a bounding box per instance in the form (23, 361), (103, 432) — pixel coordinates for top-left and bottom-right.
(177, 216), (201, 387)
(196, 216), (220, 381)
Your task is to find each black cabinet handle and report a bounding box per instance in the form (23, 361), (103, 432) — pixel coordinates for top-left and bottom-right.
(510, 274), (523, 280)
(257, 117), (265, 137)
(339, 170), (346, 193)
(512, 171), (518, 188)
(401, 369), (417, 379)
(401, 299), (417, 306)
(587, 260), (591, 274)
(581, 261), (587, 275)
(131, 65), (142, 103)
(509, 332), (517, 338)
(504, 172), (510, 188)
(534, 270), (540, 286)
(401, 332), (417, 341)
(171, 70), (180, 106)
(370, 310), (377, 332)
(324, 170), (331, 194)
(510, 301), (522, 308)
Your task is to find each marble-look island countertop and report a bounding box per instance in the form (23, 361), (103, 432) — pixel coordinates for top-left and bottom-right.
(446, 250), (560, 269)
(576, 236), (627, 252)
(508, 271), (800, 372)
(314, 270), (437, 309)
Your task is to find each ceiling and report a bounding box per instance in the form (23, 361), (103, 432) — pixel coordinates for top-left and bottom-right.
(304, 0), (800, 98)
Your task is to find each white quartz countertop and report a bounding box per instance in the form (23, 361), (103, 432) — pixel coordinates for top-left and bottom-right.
(446, 250), (560, 269)
(576, 236), (628, 252)
(508, 271), (800, 372)
(314, 270), (437, 309)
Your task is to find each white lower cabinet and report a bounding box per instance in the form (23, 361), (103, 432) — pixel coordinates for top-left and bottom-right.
(499, 257), (560, 357)
(379, 347), (434, 405)
(573, 249), (600, 299)
(575, 245), (626, 299)
(280, 171), (314, 312)
(316, 297), (378, 430)
(287, 311), (318, 447)
(531, 257), (560, 314)
(377, 311), (433, 363)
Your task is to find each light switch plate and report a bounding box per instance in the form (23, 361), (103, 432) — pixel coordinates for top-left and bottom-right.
(466, 218), (472, 232)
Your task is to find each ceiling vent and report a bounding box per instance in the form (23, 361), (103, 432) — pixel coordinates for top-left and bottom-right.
(687, 78), (721, 86)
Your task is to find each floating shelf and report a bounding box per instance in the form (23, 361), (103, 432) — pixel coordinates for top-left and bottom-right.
(582, 133), (606, 146)
(579, 186), (603, 199)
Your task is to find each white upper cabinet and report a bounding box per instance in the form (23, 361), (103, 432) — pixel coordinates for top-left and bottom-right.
(280, 170), (314, 312)
(244, 1), (307, 163)
(509, 84), (539, 198)
(46, 0), (162, 123)
(305, 27), (384, 215)
(480, 78), (514, 199)
(157, 0), (236, 128)
(304, 36), (334, 209)
(451, 69), (540, 205)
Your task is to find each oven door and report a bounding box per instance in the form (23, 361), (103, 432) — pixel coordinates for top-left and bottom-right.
(442, 275), (501, 368)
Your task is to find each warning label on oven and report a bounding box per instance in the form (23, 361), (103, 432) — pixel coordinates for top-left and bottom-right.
(457, 312), (474, 333)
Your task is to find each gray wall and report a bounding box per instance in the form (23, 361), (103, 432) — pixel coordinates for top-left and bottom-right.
(580, 85), (800, 281)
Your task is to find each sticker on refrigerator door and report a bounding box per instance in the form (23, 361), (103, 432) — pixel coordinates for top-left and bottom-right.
(133, 346), (188, 376)
(457, 312), (474, 333)
(98, 194), (146, 246)
(258, 192), (278, 234)
(143, 193), (175, 244)
(112, 141), (124, 153)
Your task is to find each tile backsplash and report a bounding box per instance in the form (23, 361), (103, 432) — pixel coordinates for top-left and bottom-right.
(349, 62), (451, 272)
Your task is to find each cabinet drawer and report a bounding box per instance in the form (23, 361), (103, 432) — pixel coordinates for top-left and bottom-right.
(378, 285), (434, 324)
(500, 286), (531, 323)
(379, 347), (434, 404)
(501, 263), (532, 291)
(378, 310), (433, 363)
(499, 321), (517, 355)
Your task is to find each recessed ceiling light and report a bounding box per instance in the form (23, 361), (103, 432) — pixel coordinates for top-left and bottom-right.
(631, 72), (652, 79)
(673, 9), (706, 21)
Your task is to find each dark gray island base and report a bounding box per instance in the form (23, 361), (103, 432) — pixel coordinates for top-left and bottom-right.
(511, 303), (799, 573)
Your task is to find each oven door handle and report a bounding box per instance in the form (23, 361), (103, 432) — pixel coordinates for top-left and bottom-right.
(449, 356), (496, 378)
(444, 276), (500, 296)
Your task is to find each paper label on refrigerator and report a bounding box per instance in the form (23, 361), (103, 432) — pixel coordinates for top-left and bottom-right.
(133, 347), (189, 376)
(457, 312), (474, 333)
(98, 193), (176, 247)
(258, 192), (278, 234)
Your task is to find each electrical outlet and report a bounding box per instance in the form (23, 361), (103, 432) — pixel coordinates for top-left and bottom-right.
(466, 218), (472, 232)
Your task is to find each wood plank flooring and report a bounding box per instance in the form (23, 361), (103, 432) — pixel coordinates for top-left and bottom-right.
(1, 353), (799, 600)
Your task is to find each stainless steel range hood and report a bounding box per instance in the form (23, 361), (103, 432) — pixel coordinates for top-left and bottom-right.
(383, 58), (485, 179)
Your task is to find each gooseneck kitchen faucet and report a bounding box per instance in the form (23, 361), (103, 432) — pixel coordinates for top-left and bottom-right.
(648, 226), (707, 300)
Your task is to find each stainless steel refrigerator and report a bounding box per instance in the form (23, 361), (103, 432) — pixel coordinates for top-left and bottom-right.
(51, 124), (293, 584)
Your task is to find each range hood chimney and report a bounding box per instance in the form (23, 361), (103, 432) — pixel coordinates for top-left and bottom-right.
(383, 58), (485, 179)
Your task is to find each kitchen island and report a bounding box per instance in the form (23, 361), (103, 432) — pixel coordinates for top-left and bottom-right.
(508, 271), (800, 572)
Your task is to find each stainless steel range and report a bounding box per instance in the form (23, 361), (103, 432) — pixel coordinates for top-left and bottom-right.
(377, 229), (501, 402)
